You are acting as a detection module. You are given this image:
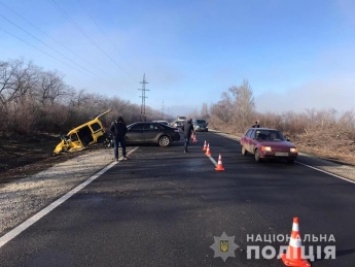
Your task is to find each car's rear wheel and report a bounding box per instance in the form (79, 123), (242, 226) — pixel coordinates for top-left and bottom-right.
(241, 146), (248, 156)
(158, 135), (171, 147)
(254, 149), (261, 162)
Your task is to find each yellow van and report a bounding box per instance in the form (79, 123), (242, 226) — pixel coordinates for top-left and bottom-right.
(53, 109), (111, 155)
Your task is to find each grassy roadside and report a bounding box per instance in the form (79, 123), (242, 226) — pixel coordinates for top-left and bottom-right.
(0, 133), (91, 183)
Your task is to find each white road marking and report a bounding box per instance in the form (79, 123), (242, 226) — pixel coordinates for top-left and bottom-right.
(296, 161), (355, 185)
(0, 147), (139, 249)
(206, 154), (217, 166)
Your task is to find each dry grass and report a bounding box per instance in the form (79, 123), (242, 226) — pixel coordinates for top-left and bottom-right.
(0, 133), (96, 183)
(292, 131), (355, 165)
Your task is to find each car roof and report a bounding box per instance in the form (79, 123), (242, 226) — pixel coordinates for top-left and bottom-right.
(128, 121), (169, 126)
(248, 127), (279, 131)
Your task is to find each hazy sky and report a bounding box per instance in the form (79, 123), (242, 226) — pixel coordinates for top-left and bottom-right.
(1, 0), (354, 116)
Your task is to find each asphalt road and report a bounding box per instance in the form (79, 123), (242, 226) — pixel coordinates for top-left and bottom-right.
(1, 132), (354, 267)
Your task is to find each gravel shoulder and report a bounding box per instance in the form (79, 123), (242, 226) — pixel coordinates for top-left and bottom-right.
(0, 147), (115, 236)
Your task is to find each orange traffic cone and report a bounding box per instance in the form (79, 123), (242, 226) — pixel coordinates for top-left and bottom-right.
(281, 217), (311, 267)
(202, 140), (207, 151)
(205, 143), (211, 156)
(215, 154), (225, 171)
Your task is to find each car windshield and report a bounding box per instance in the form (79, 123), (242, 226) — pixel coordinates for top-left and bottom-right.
(255, 130), (286, 141)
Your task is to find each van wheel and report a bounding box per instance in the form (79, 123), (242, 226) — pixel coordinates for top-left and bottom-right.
(159, 136), (171, 147)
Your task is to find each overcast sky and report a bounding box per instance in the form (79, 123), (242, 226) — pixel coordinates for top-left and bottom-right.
(1, 0), (354, 116)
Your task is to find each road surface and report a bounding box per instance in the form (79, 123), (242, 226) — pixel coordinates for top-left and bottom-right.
(0, 132), (354, 267)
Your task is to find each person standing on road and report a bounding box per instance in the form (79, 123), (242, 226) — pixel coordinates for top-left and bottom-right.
(181, 118), (194, 153)
(110, 116), (128, 161)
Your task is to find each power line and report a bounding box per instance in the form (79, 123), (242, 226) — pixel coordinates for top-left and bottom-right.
(0, 0), (108, 77)
(50, 0), (131, 76)
(138, 74), (149, 121)
(0, 13), (95, 76)
(76, 0), (137, 77)
(0, 27), (86, 73)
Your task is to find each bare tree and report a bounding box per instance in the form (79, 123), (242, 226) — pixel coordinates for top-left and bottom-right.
(200, 102), (209, 119)
(0, 60), (40, 132)
(34, 71), (69, 106)
(0, 60), (38, 107)
(229, 79), (255, 131)
(209, 92), (234, 131)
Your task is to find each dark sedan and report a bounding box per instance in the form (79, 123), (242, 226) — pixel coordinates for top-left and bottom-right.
(240, 128), (298, 163)
(125, 122), (180, 147)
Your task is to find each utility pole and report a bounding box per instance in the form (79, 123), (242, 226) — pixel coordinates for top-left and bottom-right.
(161, 100), (164, 119)
(138, 74), (149, 121)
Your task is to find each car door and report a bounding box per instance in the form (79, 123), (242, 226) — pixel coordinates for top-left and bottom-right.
(143, 123), (162, 143)
(248, 129), (257, 153)
(68, 132), (83, 151)
(126, 123), (145, 144)
(242, 129), (253, 153)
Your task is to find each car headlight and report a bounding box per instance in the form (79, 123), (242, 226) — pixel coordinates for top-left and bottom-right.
(261, 146), (272, 152)
(290, 148), (298, 153)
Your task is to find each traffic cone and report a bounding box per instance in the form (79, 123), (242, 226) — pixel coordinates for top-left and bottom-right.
(281, 217), (311, 267)
(205, 143), (211, 156)
(215, 154), (225, 171)
(202, 140), (207, 151)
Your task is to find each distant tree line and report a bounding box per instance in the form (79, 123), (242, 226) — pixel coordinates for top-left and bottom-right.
(0, 59), (163, 135)
(207, 79), (355, 139)
(1, 58), (354, 149)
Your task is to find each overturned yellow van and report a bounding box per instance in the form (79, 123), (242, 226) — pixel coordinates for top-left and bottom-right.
(53, 109), (111, 155)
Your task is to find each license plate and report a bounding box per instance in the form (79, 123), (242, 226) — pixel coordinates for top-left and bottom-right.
(275, 152), (289, 157)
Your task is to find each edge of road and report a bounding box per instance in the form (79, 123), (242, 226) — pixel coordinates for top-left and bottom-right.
(0, 147), (138, 238)
(211, 129), (355, 184)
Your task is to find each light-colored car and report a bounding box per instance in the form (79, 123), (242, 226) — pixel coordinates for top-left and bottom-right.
(176, 116), (186, 122)
(192, 119), (208, 132)
(240, 128), (298, 163)
(173, 121), (183, 128)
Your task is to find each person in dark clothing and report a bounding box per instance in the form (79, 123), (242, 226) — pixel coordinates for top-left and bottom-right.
(252, 120), (260, 128)
(181, 118), (194, 153)
(110, 116), (128, 161)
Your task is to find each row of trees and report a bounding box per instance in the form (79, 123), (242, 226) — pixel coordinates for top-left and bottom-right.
(1, 58), (354, 145)
(0, 59), (163, 135)
(207, 80), (355, 139)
